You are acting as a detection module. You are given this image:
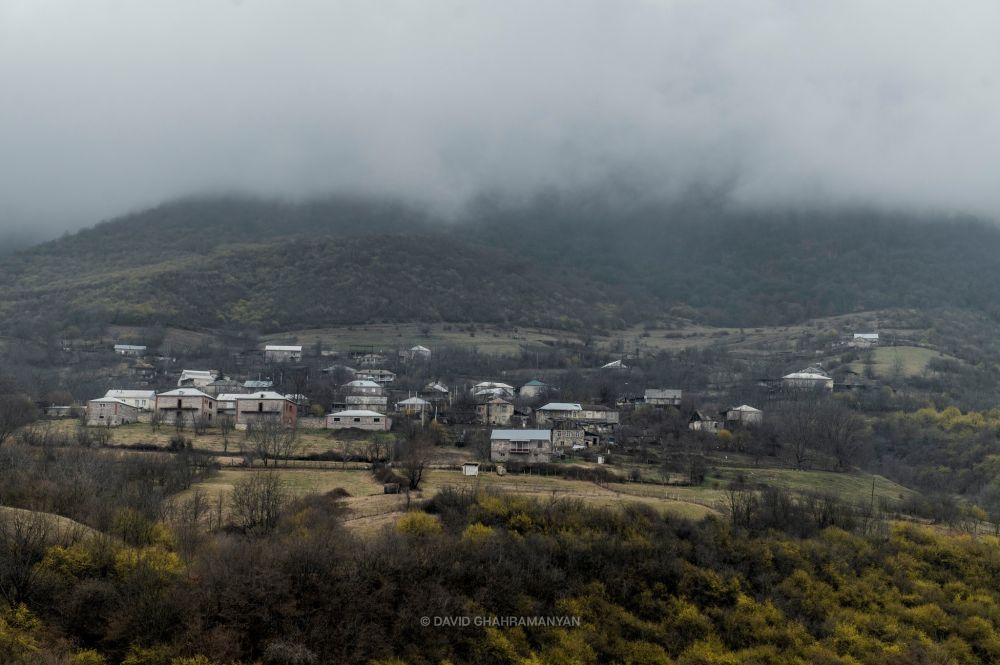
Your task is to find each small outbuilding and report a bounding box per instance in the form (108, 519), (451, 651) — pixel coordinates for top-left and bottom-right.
(326, 409), (391, 431)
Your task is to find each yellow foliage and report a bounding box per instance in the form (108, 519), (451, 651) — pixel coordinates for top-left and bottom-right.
(68, 650), (107, 665)
(461, 522), (495, 543)
(114, 545), (183, 580)
(0, 604), (40, 665)
(396, 511), (443, 536)
(38, 543), (96, 579)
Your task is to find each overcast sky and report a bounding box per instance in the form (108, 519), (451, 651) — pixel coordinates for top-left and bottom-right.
(2, 0), (999, 237)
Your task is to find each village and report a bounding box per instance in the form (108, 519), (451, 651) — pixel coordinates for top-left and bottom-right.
(59, 328), (895, 485)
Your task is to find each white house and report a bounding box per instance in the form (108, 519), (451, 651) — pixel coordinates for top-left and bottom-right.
(103, 389), (156, 411)
(264, 345), (303, 363)
(325, 410), (391, 431)
(408, 345), (431, 360)
(343, 379), (384, 396)
(113, 344), (147, 357)
(725, 405), (763, 426)
(644, 389), (682, 407)
(178, 370), (217, 388)
(519, 379), (548, 399)
(781, 368), (834, 391)
(851, 333), (880, 348)
(396, 396), (432, 415)
(86, 397), (139, 426)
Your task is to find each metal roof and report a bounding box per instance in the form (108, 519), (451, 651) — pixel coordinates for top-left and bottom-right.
(265, 345), (302, 352)
(236, 392), (289, 401)
(105, 390), (155, 399)
(644, 388), (682, 399)
(89, 397), (133, 406)
(158, 388), (214, 398)
(345, 380), (381, 388)
(539, 402), (582, 411)
(329, 410), (386, 417)
(491, 429), (551, 441)
(397, 397), (430, 405)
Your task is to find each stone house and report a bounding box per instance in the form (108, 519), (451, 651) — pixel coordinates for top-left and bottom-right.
(477, 398), (514, 426)
(325, 410), (391, 431)
(490, 429), (552, 463)
(86, 397), (139, 426)
(235, 392), (298, 429)
(155, 388), (217, 425)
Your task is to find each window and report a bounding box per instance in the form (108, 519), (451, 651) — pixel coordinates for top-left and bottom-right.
(354, 418), (361, 422)
(258, 402), (263, 412)
(374, 418), (381, 422)
(177, 399), (182, 409)
(333, 417), (341, 422)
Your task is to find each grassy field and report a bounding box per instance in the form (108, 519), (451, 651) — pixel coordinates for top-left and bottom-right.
(849, 345), (954, 378)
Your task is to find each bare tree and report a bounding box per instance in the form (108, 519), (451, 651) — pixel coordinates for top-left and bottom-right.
(815, 401), (868, 471)
(0, 394), (37, 446)
(243, 416), (300, 467)
(219, 415), (235, 453)
(775, 395), (823, 470)
(193, 413), (211, 436)
(230, 470), (287, 535)
(0, 509), (55, 604)
(395, 432), (433, 491)
(150, 408), (162, 433)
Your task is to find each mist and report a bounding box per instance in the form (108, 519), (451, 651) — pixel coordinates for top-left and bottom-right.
(1, 0), (999, 242)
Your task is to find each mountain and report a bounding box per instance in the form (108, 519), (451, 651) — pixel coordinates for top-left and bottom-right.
(2, 194), (1000, 337)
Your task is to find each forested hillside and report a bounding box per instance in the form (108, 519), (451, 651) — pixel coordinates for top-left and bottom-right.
(2, 194), (1000, 337)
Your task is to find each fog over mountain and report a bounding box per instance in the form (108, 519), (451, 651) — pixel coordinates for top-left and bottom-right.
(1, 0), (999, 242)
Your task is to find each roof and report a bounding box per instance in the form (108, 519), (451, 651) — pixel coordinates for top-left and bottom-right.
(158, 388), (214, 399)
(539, 402), (582, 412)
(397, 397), (430, 405)
(462, 462), (480, 468)
(180, 370), (215, 379)
(484, 398), (511, 405)
(523, 379), (546, 387)
(89, 397), (133, 406)
(601, 360), (627, 369)
(329, 410), (386, 417)
(474, 381), (514, 390)
(410, 345), (431, 352)
(215, 393), (245, 402)
(728, 405), (761, 413)
(243, 380), (273, 388)
(854, 333), (879, 340)
(104, 390), (155, 399)
(645, 388), (682, 399)
(114, 344), (146, 350)
(345, 380), (381, 388)
(690, 410), (716, 421)
(265, 345), (302, 352)
(491, 429), (552, 441)
(423, 382), (449, 393)
(782, 372), (831, 380)
(235, 392), (289, 401)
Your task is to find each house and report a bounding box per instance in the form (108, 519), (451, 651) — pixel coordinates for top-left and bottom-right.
(325, 410), (391, 431)
(114, 344), (147, 357)
(519, 379), (548, 399)
(243, 379), (274, 390)
(322, 364), (358, 377)
(154, 388), (217, 424)
(851, 333), (880, 348)
(178, 370), (218, 389)
(128, 361), (155, 381)
(473, 382), (516, 400)
(204, 378), (241, 396)
(103, 389), (156, 411)
(420, 382), (450, 404)
(644, 388), (682, 407)
(44, 405), (74, 418)
(601, 359), (628, 370)
(782, 368), (834, 391)
(86, 397), (139, 426)
(476, 398), (513, 426)
(725, 405), (763, 426)
(264, 345), (303, 363)
(396, 396), (432, 416)
(490, 429), (552, 463)
(343, 379), (384, 396)
(552, 428), (585, 450)
(235, 392), (297, 429)
(536, 403), (619, 426)
(461, 462), (480, 477)
(688, 411), (721, 433)
(407, 345), (432, 360)
(356, 353), (388, 368)
(358, 369), (396, 384)
(214, 394), (242, 418)
(345, 394), (389, 411)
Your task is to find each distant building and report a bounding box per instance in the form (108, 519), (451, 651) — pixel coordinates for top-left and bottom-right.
(407, 345), (432, 360)
(178, 370), (218, 388)
(782, 368), (834, 391)
(536, 403), (619, 426)
(114, 344), (147, 357)
(86, 397), (139, 426)
(215, 393), (242, 419)
(243, 379), (274, 390)
(477, 398), (513, 426)
(343, 379), (384, 396)
(851, 333), (880, 348)
(473, 382), (516, 400)
(103, 389), (156, 411)
(264, 345), (303, 363)
(322, 364), (358, 377)
(643, 389), (682, 407)
(552, 428), (585, 450)
(601, 359), (628, 370)
(326, 409), (391, 431)
(420, 382), (450, 404)
(490, 429), (552, 463)
(345, 394), (389, 411)
(235, 392), (297, 429)
(461, 462), (480, 477)
(358, 369), (396, 384)
(688, 411), (721, 433)
(204, 378), (241, 396)
(155, 388), (217, 424)
(519, 379), (548, 399)
(396, 396), (432, 416)
(356, 353), (388, 368)
(725, 405), (763, 427)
